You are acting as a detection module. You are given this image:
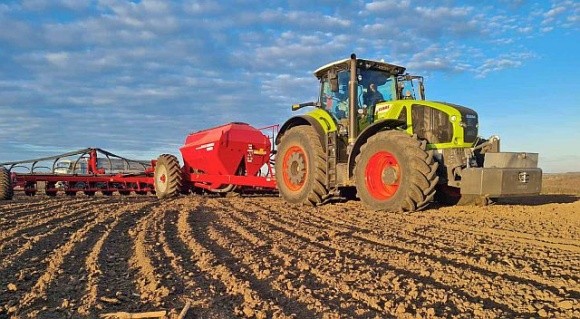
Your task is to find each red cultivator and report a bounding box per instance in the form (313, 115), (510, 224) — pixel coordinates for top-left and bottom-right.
(0, 123), (279, 200)
(1, 148), (155, 197)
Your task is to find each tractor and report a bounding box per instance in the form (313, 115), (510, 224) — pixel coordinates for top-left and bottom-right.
(274, 54), (542, 211)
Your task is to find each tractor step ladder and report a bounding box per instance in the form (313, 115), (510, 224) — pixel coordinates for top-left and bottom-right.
(325, 132), (337, 189)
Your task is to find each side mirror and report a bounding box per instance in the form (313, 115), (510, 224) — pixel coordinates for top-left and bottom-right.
(329, 70), (338, 92)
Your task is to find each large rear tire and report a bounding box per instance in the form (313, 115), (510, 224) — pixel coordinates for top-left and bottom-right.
(354, 131), (438, 212)
(0, 167), (13, 200)
(275, 126), (328, 206)
(154, 154), (182, 199)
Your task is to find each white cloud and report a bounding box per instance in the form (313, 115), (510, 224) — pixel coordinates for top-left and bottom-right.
(45, 52), (69, 66)
(22, 0), (90, 11)
(474, 52), (535, 78)
(365, 0), (411, 12)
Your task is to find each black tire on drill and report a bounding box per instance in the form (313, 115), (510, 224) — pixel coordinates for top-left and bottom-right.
(275, 125), (328, 206)
(154, 154), (182, 199)
(354, 131), (439, 212)
(0, 167), (14, 200)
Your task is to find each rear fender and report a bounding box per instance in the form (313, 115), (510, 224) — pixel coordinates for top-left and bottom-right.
(276, 109), (337, 150)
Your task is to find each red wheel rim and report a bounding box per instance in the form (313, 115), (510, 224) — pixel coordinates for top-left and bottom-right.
(365, 151), (400, 200)
(282, 145), (307, 191)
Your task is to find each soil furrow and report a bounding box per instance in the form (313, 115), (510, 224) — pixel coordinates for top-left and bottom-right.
(11, 200), (141, 317)
(0, 197), (100, 221)
(160, 203), (238, 319)
(0, 208), (97, 273)
(129, 203), (173, 307)
(211, 205), (362, 318)
(269, 209), (572, 317)
(77, 208), (132, 315)
(212, 200), (407, 314)
(0, 210), (104, 314)
(297, 204), (580, 290)
(203, 212), (325, 318)
(0, 196), (72, 214)
(93, 204), (151, 314)
(226, 201), (532, 318)
(160, 197), (250, 319)
(0, 198), (113, 250)
(230, 207), (438, 318)
(250, 198), (579, 291)
(175, 199), (279, 318)
(317, 204), (580, 286)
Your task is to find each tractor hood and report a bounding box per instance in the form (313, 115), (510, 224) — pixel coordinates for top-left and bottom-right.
(434, 101), (479, 144)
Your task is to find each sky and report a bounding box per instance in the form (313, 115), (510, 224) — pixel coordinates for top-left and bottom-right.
(0, 0), (578, 173)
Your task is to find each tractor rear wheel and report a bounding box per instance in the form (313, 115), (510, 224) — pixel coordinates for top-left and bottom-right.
(0, 167), (13, 200)
(275, 125), (328, 205)
(354, 131), (438, 212)
(154, 154), (182, 199)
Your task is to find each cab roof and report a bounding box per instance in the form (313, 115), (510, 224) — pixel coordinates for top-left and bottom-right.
(313, 57), (406, 78)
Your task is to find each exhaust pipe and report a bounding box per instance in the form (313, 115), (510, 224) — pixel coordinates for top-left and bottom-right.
(348, 53), (358, 145)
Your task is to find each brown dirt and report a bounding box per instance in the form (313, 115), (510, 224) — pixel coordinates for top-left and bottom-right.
(0, 176), (578, 319)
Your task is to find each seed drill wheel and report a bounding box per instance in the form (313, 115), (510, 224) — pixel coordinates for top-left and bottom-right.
(275, 125), (328, 205)
(354, 131), (438, 212)
(154, 154), (182, 199)
(0, 167), (13, 200)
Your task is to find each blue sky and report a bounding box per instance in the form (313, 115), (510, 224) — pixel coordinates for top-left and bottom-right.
(0, 0), (578, 172)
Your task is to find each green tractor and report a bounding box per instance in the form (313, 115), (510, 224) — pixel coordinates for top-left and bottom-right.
(274, 54), (542, 211)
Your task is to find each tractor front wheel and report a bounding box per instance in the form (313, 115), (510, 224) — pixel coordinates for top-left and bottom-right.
(275, 126), (328, 206)
(154, 154), (183, 199)
(354, 131), (438, 212)
(0, 167), (13, 200)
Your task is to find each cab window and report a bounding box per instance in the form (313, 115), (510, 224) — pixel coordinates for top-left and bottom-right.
(320, 71), (350, 120)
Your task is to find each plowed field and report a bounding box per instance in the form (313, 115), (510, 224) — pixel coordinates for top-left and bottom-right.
(1, 175), (579, 319)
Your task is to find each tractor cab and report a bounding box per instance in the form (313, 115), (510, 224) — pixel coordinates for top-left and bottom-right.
(315, 57), (427, 134)
(316, 58), (403, 121)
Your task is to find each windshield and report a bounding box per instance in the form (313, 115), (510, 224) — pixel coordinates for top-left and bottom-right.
(320, 69), (396, 120)
(358, 69), (396, 106)
(397, 75), (425, 100)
